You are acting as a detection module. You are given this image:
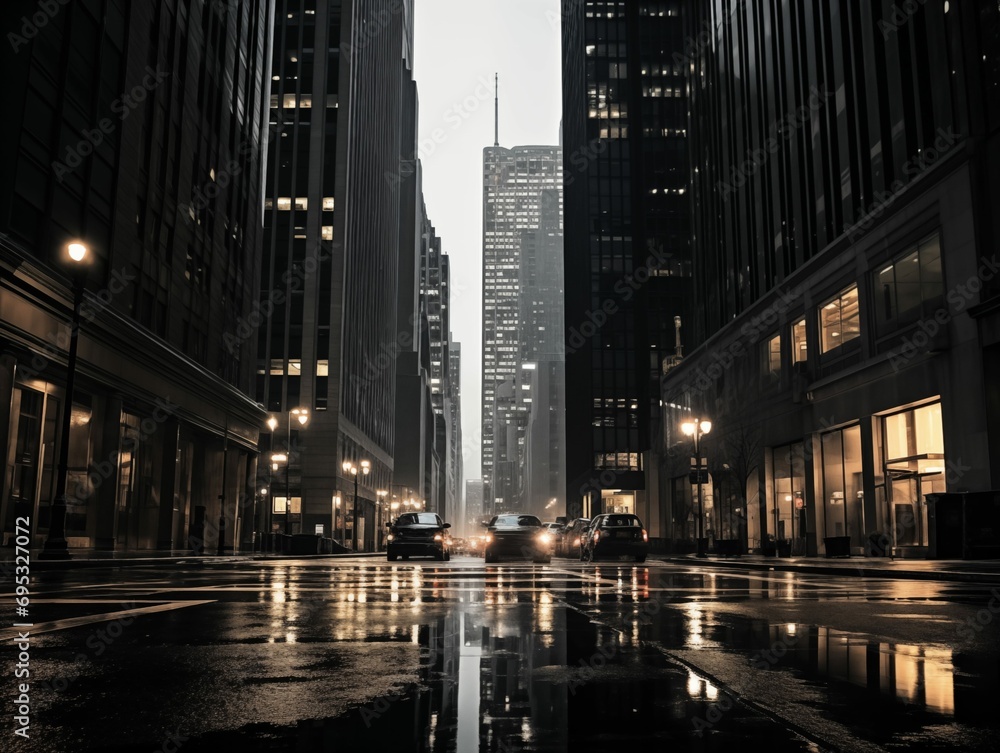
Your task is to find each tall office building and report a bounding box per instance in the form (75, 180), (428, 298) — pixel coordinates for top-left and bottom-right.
(0, 0), (273, 554)
(259, 0), (417, 549)
(447, 342), (463, 529)
(658, 0), (1000, 558)
(560, 1), (692, 528)
(481, 142), (562, 512)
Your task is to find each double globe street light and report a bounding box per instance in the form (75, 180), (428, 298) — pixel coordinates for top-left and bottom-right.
(342, 459), (370, 551)
(681, 418), (712, 558)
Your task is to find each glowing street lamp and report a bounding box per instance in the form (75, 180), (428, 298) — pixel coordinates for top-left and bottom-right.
(681, 418), (712, 558)
(342, 458), (371, 551)
(41, 241), (90, 560)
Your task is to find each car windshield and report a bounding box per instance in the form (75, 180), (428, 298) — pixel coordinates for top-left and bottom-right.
(603, 515), (641, 527)
(494, 515), (542, 527)
(396, 513), (440, 526)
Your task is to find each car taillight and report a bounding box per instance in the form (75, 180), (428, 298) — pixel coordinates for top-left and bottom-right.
(642, 529), (648, 542)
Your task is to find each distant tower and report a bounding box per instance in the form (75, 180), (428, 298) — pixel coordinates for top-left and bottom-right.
(494, 73), (499, 147)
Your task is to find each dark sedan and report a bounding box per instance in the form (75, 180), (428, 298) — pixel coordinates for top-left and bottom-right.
(483, 514), (552, 563)
(386, 512), (451, 561)
(581, 513), (648, 562)
(557, 517), (591, 558)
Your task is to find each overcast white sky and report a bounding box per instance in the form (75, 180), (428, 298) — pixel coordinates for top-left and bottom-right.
(412, 0), (563, 485)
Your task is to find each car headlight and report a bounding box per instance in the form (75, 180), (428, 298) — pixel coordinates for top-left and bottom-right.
(485, 534), (493, 543)
(573, 537), (580, 546)
(387, 534), (394, 541)
(538, 532), (552, 545)
(434, 533), (443, 541)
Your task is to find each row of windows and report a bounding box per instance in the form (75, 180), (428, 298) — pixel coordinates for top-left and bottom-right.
(762, 233), (943, 378)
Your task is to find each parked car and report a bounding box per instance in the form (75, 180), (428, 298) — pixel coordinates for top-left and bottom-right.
(386, 512), (452, 561)
(557, 517), (591, 558)
(483, 514), (553, 563)
(581, 513), (648, 563)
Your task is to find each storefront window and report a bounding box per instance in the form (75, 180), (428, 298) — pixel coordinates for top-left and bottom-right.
(882, 402), (945, 549)
(770, 443), (806, 553)
(820, 425), (864, 549)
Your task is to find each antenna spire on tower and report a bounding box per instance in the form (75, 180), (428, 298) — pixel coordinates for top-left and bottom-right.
(494, 72), (499, 147)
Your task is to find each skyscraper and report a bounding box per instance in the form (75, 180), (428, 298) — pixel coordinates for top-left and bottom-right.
(560, 1), (692, 528)
(259, 0), (418, 549)
(481, 142), (563, 512)
(0, 0), (273, 554)
(657, 0), (1000, 558)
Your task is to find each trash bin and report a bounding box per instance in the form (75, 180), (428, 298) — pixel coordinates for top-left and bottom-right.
(823, 535), (851, 558)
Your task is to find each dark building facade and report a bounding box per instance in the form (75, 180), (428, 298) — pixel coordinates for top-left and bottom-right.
(561, 0), (692, 530)
(658, 0), (1000, 558)
(0, 0), (273, 554)
(258, 0), (422, 549)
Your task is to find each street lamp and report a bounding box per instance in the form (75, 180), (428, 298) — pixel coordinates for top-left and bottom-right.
(342, 458), (370, 551)
(681, 418), (712, 558)
(283, 408), (309, 536)
(376, 490), (388, 549)
(41, 241), (89, 560)
(265, 416), (278, 551)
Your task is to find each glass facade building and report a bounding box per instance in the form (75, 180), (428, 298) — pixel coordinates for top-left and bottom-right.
(0, 0), (273, 553)
(659, 0), (1000, 558)
(561, 0), (692, 527)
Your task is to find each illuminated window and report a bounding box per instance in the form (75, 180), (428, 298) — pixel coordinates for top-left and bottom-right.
(763, 334), (781, 377)
(316, 360), (329, 377)
(294, 197), (307, 211)
(322, 226), (333, 240)
(792, 318), (807, 364)
(819, 286), (860, 354)
(874, 234), (943, 337)
(322, 197), (335, 211)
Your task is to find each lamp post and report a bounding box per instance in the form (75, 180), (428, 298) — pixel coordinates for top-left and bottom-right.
(376, 490), (388, 549)
(283, 408), (309, 536)
(681, 418), (712, 558)
(265, 416), (278, 551)
(41, 241), (89, 561)
(342, 459), (370, 551)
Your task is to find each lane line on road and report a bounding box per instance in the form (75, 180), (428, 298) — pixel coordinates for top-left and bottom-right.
(0, 600), (217, 640)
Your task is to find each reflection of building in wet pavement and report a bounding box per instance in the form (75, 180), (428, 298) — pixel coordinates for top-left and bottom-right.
(749, 622), (998, 721)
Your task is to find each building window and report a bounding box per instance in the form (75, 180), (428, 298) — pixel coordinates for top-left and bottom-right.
(874, 234), (944, 337)
(881, 401), (946, 549)
(769, 443), (806, 554)
(819, 286), (860, 354)
(819, 425), (864, 549)
(763, 334), (781, 378)
(792, 318), (807, 364)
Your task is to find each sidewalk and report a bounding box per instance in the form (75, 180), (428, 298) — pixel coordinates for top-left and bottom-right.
(656, 552), (1000, 584)
(3, 549), (386, 572)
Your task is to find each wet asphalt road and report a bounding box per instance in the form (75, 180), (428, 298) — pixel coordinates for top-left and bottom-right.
(4, 555), (1000, 753)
